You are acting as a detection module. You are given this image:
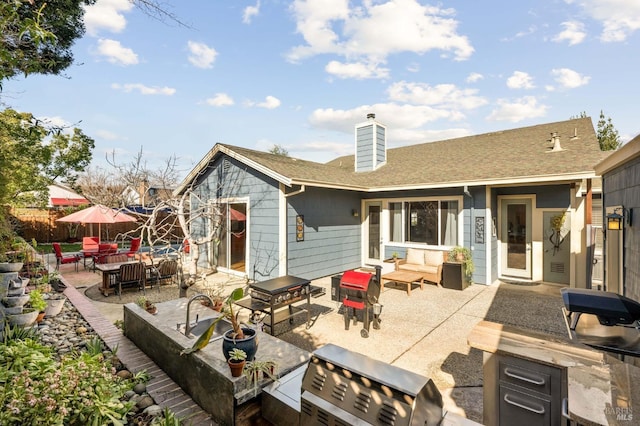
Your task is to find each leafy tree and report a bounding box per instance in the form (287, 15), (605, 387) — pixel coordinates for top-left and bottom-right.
(0, 0), (95, 84)
(1, 0), (184, 86)
(269, 144), (289, 156)
(0, 108), (94, 207)
(596, 110), (621, 151)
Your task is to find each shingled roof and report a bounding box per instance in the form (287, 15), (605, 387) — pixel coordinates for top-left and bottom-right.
(176, 117), (611, 194)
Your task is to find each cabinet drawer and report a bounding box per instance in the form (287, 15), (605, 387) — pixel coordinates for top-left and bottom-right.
(499, 357), (558, 396)
(500, 385), (551, 426)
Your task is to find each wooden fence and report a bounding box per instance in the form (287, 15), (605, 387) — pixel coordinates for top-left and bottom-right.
(10, 208), (183, 243)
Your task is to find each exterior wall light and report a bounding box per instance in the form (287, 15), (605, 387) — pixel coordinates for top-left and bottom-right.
(607, 207), (632, 230)
(352, 209), (359, 217)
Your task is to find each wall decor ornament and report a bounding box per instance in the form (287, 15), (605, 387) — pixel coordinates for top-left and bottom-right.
(475, 217), (485, 244)
(296, 215), (304, 242)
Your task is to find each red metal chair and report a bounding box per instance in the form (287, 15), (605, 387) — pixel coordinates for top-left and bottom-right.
(52, 243), (81, 272)
(120, 237), (141, 258)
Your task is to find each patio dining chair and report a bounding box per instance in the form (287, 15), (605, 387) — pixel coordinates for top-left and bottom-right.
(52, 243), (81, 272)
(119, 237), (142, 258)
(116, 262), (146, 299)
(150, 259), (178, 292)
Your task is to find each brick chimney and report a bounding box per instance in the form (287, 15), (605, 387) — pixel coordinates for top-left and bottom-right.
(355, 113), (386, 172)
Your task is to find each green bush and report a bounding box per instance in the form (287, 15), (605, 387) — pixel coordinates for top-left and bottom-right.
(0, 335), (137, 425)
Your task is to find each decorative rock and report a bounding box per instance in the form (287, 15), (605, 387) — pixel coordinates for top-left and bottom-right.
(136, 395), (154, 410)
(76, 326), (87, 334)
(123, 390), (136, 399)
(117, 369), (133, 380)
(133, 382), (147, 394)
(143, 405), (164, 417)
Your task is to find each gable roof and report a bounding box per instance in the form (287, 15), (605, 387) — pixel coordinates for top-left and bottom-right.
(176, 117), (611, 195)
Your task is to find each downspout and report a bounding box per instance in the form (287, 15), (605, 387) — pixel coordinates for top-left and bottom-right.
(464, 185), (474, 253)
(284, 185), (305, 198)
(278, 185), (305, 277)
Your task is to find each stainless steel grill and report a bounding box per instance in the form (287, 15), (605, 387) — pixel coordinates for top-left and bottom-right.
(562, 287), (640, 357)
(300, 344), (443, 426)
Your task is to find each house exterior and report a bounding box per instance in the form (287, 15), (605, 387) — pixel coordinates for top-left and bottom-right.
(594, 135), (640, 300)
(176, 116), (610, 287)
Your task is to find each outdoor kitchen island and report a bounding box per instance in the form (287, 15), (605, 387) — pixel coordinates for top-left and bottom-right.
(468, 320), (640, 426)
(123, 298), (311, 425)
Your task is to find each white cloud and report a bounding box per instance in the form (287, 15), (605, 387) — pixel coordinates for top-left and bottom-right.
(325, 60), (389, 79)
(569, 0), (640, 41)
(206, 93), (234, 107)
(553, 21), (587, 45)
(506, 71), (535, 89)
(387, 81), (487, 110)
(95, 39), (138, 65)
(486, 96), (548, 122)
(310, 103), (457, 135)
(466, 72), (483, 83)
(111, 83), (176, 95)
(551, 68), (590, 89)
(243, 1), (260, 24)
(95, 129), (120, 140)
(83, 0), (133, 36)
(287, 0), (473, 79)
(187, 41), (217, 69)
(39, 116), (70, 128)
(257, 96), (281, 109)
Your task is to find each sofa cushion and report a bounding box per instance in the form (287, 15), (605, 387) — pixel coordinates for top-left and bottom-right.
(406, 248), (425, 265)
(424, 250), (444, 266)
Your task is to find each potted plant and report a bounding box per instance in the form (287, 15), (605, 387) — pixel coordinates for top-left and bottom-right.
(448, 246), (474, 280)
(243, 359), (277, 386)
(181, 287), (258, 361)
(202, 285), (224, 311)
(29, 289), (48, 323)
(227, 348), (247, 377)
(136, 296), (157, 315)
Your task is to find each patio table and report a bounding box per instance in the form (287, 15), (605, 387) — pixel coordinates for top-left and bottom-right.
(381, 270), (425, 295)
(95, 260), (153, 296)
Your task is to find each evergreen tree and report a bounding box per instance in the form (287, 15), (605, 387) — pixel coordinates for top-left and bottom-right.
(596, 111), (621, 151)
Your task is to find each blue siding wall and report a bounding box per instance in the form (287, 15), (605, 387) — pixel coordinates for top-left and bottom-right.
(602, 154), (640, 301)
(286, 188), (362, 279)
(466, 186), (487, 284)
(376, 126), (386, 166)
(189, 156), (281, 278)
(356, 124), (374, 171)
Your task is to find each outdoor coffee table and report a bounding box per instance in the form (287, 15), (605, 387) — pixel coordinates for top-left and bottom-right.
(381, 270), (425, 296)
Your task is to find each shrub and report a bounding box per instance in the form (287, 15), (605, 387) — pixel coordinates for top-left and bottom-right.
(0, 335), (137, 425)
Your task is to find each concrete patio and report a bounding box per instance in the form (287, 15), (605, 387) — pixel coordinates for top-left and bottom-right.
(58, 262), (567, 424)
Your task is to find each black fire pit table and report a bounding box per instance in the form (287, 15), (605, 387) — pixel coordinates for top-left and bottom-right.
(235, 275), (311, 336)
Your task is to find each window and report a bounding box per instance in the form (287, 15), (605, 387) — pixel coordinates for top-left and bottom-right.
(389, 199), (459, 246)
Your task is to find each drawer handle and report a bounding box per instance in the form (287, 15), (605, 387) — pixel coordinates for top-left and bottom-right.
(504, 367), (545, 385)
(504, 394), (546, 415)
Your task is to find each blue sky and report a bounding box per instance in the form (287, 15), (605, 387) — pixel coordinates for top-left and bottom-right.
(3, 0), (640, 176)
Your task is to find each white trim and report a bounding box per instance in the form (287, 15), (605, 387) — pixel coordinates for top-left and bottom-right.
(497, 195), (537, 280)
(279, 183), (287, 276)
(289, 172), (599, 193)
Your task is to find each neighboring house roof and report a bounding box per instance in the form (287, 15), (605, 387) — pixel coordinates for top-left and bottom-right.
(595, 133), (640, 176)
(176, 117), (611, 195)
(47, 184), (89, 207)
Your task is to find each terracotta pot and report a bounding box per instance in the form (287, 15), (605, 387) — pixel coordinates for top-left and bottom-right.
(228, 359), (245, 377)
(146, 306), (157, 315)
(36, 312), (46, 323)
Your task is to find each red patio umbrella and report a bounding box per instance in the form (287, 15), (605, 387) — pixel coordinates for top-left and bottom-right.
(56, 204), (138, 241)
